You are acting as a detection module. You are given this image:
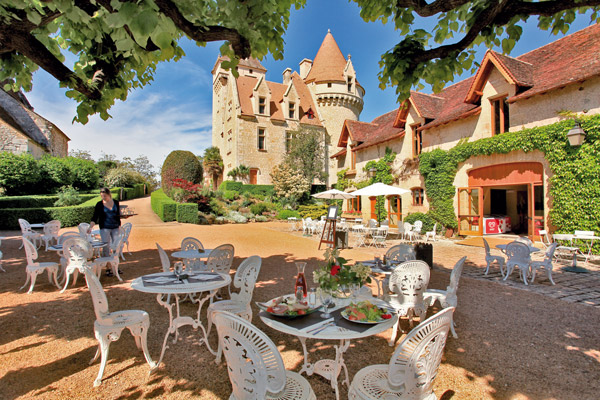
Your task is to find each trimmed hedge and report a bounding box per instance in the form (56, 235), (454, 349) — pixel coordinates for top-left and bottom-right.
(298, 204), (329, 219)
(241, 184), (274, 196)
(220, 181), (243, 191)
(176, 203), (199, 224)
(0, 196), (98, 229)
(151, 189), (177, 222)
(0, 193), (97, 208)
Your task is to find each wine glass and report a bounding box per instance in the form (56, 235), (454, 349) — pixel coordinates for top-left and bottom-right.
(174, 261), (183, 280)
(320, 289), (334, 319)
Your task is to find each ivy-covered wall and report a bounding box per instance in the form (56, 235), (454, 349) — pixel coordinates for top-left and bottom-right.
(419, 115), (600, 245)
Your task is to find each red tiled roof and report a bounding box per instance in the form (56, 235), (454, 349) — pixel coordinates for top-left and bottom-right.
(305, 32), (347, 84)
(405, 23), (600, 130)
(331, 148), (347, 159)
(338, 109), (404, 151)
(235, 72), (322, 126)
(212, 56), (266, 74)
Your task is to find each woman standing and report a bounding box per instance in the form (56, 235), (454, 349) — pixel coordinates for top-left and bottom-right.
(89, 188), (121, 258)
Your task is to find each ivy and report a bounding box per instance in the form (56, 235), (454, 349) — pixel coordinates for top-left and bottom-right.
(419, 115), (600, 252)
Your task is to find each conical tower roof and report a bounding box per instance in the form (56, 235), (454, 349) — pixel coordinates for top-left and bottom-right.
(304, 31), (348, 83)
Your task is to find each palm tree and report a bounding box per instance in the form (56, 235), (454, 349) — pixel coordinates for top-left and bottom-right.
(203, 147), (223, 190)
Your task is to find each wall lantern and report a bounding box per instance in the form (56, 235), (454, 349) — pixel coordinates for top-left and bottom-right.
(567, 121), (586, 146)
(368, 167), (377, 177)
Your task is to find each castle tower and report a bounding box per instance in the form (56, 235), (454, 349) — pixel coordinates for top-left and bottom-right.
(302, 30), (364, 185)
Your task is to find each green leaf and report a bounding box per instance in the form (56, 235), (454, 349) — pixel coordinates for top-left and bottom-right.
(150, 30), (172, 50)
(26, 11), (41, 25)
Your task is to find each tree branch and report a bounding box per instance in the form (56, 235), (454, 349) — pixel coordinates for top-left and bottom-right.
(153, 0), (251, 58)
(396, 0), (472, 17)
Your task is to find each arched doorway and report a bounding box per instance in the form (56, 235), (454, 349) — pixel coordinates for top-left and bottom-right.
(387, 196), (402, 227)
(458, 162), (544, 238)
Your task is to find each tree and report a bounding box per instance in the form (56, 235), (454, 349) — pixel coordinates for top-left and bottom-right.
(68, 149), (93, 160)
(270, 162), (311, 207)
(227, 164), (250, 182)
(203, 146), (223, 189)
(284, 127), (328, 184)
(0, 0), (304, 123)
(354, 0), (600, 100)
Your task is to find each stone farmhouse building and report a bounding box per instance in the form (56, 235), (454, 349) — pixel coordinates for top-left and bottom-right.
(0, 87), (69, 158)
(334, 24), (600, 238)
(211, 31), (364, 186)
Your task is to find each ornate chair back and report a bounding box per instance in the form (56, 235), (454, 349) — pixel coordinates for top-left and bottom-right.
(82, 265), (111, 324)
(387, 307), (454, 396)
(78, 223), (91, 238)
(368, 219), (377, 228)
(156, 243), (171, 272)
(541, 242), (558, 261)
(181, 237), (203, 251)
(385, 244), (416, 264)
(120, 222), (132, 242)
(206, 244), (235, 274)
(230, 256), (262, 305)
(58, 231), (81, 244)
(413, 220), (423, 233)
(43, 220), (61, 237)
(445, 256), (467, 305)
(389, 260), (430, 308)
(212, 311), (287, 398)
(516, 236), (533, 246)
(22, 237), (40, 266)
(506, 241), (531, 264)
(403, 222), (412, 234)
(483, 238), (493, 256)
(18, 218), (33, 234)
(62, 237), (92, 267)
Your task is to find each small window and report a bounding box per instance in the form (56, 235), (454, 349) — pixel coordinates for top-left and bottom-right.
(285, 131), (292, 152)
(249, 69), (253, 74)
(347, 77), (353, 92)
(491, 96), (509, 135)
(412, 124), (422, 157)
(288, 102), (296, 119)
(347, 197), (361, 213)
(412, 188), (424, 206)
(257, 128), (266, 150)
(327, 83), (332, 88)
(258, 97), (266, 114)
(351, 150), (356, 170)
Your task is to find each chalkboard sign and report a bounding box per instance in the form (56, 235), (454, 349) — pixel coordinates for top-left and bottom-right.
(327, 206), (338, 220)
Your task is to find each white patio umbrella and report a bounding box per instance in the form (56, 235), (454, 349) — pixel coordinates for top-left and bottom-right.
(350, 182), (410, 197)
(311, 188), (356, 200)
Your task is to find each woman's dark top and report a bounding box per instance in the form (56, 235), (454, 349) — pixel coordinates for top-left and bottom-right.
(92, 199), (121, 229)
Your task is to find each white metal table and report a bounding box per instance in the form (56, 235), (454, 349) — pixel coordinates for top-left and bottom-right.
(259, 296), (396, 400)
(131, 271), (231, 369)
(287, 217), (298, 231)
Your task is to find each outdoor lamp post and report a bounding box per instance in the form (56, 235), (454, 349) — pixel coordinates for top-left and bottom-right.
(567, 121), (586, 146)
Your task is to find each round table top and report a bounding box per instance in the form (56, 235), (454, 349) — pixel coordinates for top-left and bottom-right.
(48, 240), (108, 252)
(259, 296), (397, 340)
(171, 249), (212, 259)
(496, 243), (540, 253)
(131, 271), (230, 295)
(29, 223), (45, 229)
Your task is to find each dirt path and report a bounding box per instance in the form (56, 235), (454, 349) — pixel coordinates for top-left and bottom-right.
(0, 196), (598, 399)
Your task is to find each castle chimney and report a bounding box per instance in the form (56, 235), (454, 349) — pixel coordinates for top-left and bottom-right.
(299, 58), (313, 80)
(282, 68), (292, 85)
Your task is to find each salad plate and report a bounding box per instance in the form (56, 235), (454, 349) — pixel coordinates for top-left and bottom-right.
(257, 296), (320, 319)
(341, 300), (393, 324)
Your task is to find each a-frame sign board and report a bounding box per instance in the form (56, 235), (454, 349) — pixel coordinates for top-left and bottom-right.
(318, 206), (338, 250)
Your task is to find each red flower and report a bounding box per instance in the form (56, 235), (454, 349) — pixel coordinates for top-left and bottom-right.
(381, 314), (392, 319)
(330, 264), (341, 276)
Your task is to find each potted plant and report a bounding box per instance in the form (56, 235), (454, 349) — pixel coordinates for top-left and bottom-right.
(313, 248), (371, 298)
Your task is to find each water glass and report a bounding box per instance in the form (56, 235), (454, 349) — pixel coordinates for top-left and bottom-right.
(174, 261), (183, 277)
(308, 288), (317, 307)
(320, 290), (333, 319)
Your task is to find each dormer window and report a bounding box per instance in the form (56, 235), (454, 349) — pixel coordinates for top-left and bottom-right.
(288, 102), (296, 119)
(347, 77), (353, 92)
(258, 97), (266, 115)
(306, 108), (315, 120)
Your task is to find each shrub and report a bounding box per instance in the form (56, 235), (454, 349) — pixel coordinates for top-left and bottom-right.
(39, 156), (73, 193)
(209, 198), (226, 216)
(250, 203), (269, 215)
(277, 209), (301, 220)
(219, 180), (243, 192)
(104, 167), (146, 188)
(54, 186), (81, 207)
(151, 189), (177, 221)
(222, 190), (239, 201)
(404, 212), (436, 233)
(227, 211), (248, 223)
(97, 160), (118, 184)
(176, 203), (199, 224)
(161, 150), (203, 196)
(298, 204), (329, 219)
(0, 196), (98, 229)
(0, 152), (41, 195)
(241, 184), (275, 197)
(255, 215), (268, 222)
(62, 157), (99, 190)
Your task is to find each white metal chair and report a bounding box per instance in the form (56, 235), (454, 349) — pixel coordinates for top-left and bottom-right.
(205, 244), (235, 300)
(354, 226), (368, 248)
(61, 236), (93, 292)
(156, 243), (171, 272)
(78, 222), (91, 238)
(386, 260), (431, 346)
(530, 243), (558, 285)
(371, 225), (389, 248)
(348, 307), (454, 400)
(18, 218), (42, 249)
(503, 241), (532, 285)
(57, 231), (83, 274)
(425, 222), (437, 242)
(412, 220), (423, 239)
(180, 237), (204, 271)
(20, 237), (60, 294)
(425, 256), (467, 338)
(118, 222), (132, 260)
(403, 222), (415, 242)
(212, 311), (316, 400)
(483, 238), (505, 276)
(81, 266), (155, 386)
(41, 220), (61, 251)
(207, 255), (262, 362)
(90, 232), (125, 281)
(516, 236), (533, 246)
(385, 244), (416, 264)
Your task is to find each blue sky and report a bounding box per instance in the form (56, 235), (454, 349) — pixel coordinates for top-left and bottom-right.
(27, 0), (594, 174)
